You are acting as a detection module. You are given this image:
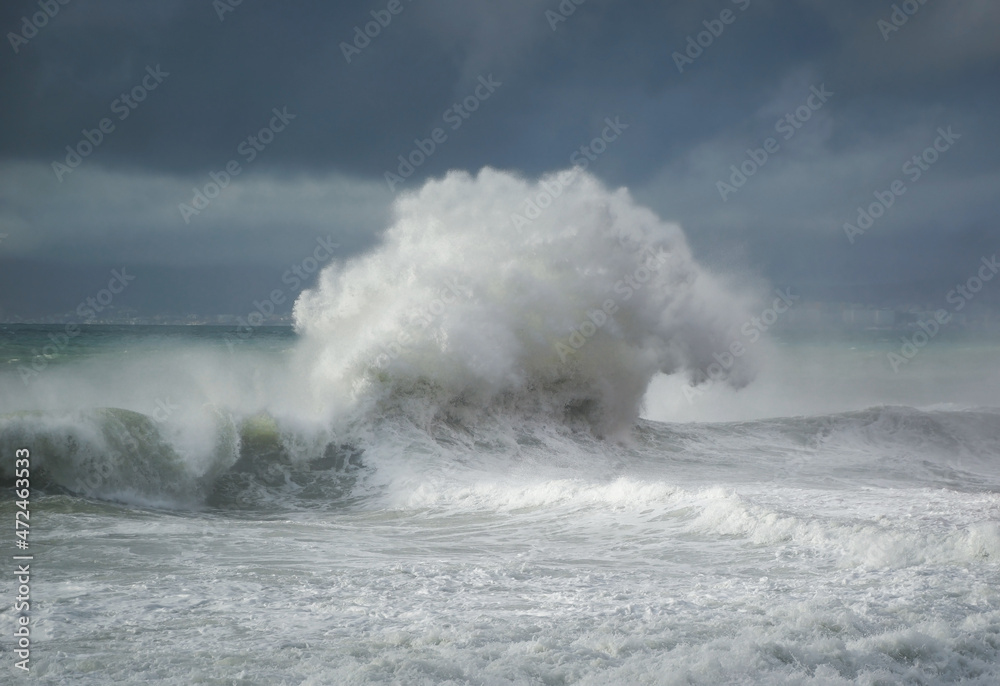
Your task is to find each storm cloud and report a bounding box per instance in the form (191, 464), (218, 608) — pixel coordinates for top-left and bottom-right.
(1, 0), (998, 317)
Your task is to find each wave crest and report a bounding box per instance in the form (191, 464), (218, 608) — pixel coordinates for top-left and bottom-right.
(293, 167), (759, 434)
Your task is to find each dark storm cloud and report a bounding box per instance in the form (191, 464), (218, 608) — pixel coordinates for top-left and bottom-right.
(1, 0), (549, 176)
(1, 0), (999, 316)
(1, 0), (995, 180)
(3, 0), (982, 180)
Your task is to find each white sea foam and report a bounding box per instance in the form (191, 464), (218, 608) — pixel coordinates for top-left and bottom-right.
(292, 167), (761, 436)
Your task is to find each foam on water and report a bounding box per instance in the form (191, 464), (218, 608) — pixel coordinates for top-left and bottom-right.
(1, 169), (999, 683)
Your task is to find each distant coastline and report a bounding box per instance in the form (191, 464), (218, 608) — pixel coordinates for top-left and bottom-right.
(4, 302), (999, 332)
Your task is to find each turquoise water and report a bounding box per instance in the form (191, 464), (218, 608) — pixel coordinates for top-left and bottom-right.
(0, 323), (297, 366)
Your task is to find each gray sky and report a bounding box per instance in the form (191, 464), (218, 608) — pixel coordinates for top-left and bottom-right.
(1, 0), (998, 317)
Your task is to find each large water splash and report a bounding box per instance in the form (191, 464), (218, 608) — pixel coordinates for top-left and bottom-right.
(292, 167), (760, 435)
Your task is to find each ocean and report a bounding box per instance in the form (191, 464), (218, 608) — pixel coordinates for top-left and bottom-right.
(2, 171), (999, 684)
(2, 323), (999, 685)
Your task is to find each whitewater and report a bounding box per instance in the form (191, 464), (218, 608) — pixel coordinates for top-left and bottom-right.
(1, 168), (999, 684)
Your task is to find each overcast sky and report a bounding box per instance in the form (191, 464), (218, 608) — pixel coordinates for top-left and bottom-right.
(1, 0), (998, 318)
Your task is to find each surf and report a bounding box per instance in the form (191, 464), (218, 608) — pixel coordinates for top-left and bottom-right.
(291, 166), (762, 437)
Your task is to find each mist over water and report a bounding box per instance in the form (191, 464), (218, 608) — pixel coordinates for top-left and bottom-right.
(292, 167), (761, 436)
(1, 170), (999, 684)
(645, 333), (1000, 423)
(1, 168), (999, 508)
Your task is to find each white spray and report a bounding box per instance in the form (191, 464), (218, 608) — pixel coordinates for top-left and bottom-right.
(292, 167), (760, 435)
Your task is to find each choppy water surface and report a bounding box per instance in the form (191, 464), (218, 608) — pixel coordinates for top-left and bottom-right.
(2, 324), (999, 684)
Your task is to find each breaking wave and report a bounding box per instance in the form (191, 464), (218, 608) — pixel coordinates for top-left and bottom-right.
(291, 167), (760, 437)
